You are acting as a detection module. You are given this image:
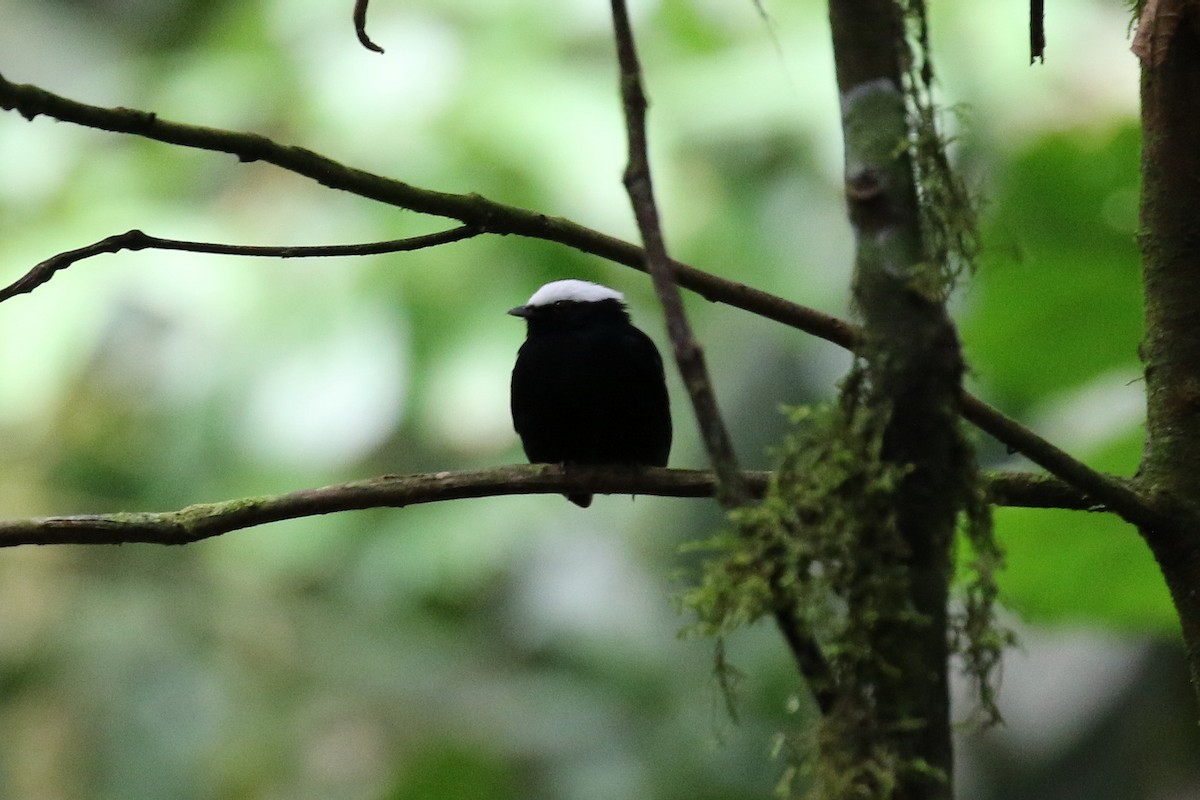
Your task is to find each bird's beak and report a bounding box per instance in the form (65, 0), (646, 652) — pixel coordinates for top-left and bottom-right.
(508, 305), (531, 318)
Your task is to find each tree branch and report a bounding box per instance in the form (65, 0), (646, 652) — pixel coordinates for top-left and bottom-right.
(983, 470), (1100, 511)
(608, 0), (747, 507)
(0, 466), (761, 548)
(0, 226), (480, 303)
(0, 71), (1165, 529)
(0, 72), (852, 343)
(960, 393), (1177, 532)
(0, 462), (1123, 551)
(0, 466), (1114, 548)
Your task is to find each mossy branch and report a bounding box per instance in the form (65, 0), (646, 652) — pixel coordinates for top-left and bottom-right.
(0, 467), (1092, 548)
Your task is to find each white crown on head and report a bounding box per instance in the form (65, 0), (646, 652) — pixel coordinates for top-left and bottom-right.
(526, 279), (625, 307)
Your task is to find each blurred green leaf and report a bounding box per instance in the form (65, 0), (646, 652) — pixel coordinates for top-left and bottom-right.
(385, 745), (518, 800)
(995, 507), (1176, 633)
(964, 126), (1143, 409)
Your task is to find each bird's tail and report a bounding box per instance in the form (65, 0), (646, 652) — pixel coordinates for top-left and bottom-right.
(567, 493), (593, 508)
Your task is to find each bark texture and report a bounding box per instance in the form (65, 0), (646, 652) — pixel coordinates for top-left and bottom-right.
(825, 1), (967, 796)
(1139, 0), (1200, 695)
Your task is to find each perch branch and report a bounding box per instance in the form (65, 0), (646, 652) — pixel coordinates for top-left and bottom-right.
(609, 0), (747, 506)
(0, 466), (757, 547)
(0, 466), (1116, 548)
(0, 226), (480, 302)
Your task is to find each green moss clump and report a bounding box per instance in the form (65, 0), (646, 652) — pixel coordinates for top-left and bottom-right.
(900, 0), (981, 299)
(681, 375), (1010, 796)
(683, 376), (920, 797)
(951, 482), (1015, 727)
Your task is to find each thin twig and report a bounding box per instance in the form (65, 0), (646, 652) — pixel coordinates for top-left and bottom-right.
(609, 0), (747, 507)
(353, 0), (384, 53)
(1030, 0), (1045, 64)
(0, 72), (1165, 529)
(0, 226), (480, 303)
(608, 0), (832, 707)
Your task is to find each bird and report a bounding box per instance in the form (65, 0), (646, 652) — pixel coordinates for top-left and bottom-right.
(509, 279), (672, 507)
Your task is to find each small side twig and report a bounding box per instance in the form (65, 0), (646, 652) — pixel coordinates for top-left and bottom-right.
(609, 0), (747, 508)
(0, 226), (480, 303)
(983, 470), (1099, 511)
(609, 0), (835, 712)
(354, 0), (385, 53)
(0, 71), (856, 350)
(1030, 0), (1045, 63)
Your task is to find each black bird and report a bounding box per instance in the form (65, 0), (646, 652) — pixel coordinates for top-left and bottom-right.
(509, 279), (672, 507)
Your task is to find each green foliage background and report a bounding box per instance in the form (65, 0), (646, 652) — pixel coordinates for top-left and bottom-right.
(0, 0), (1186, 798)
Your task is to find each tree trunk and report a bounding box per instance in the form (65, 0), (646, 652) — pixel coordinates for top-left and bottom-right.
(824, 1), (965, 797)
(1138, 2), (1200, 698)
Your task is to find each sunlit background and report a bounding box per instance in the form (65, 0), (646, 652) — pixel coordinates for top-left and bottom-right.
(1, 0), (1195, 798)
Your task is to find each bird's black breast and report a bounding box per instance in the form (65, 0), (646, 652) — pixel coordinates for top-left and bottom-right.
(511, 319), (671, 468)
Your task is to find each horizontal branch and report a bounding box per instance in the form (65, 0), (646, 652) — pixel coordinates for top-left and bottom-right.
(0, 73), (1163, 530)
(0, 465), (1099, 548)
(0, 466), (756, 547)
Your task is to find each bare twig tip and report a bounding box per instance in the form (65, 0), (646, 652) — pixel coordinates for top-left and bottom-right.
(354, 0), (385, 53)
